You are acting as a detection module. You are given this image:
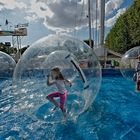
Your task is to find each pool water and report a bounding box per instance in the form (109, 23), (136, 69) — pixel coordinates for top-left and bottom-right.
(0, 70), (140, 140)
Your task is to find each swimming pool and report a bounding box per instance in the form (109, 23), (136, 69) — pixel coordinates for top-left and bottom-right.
(0, 69), (140, 140)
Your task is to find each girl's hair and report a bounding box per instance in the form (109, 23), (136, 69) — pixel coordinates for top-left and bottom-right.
(51, 67), (64, 80)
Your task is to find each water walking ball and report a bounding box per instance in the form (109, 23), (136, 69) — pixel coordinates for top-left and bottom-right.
(0, 51), (16, 114)
(0, 51), (16, 77)
(12, 34), (102, 123)
(120, 46), (140, 81)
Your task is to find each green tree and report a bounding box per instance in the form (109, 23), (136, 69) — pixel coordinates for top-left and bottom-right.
(105, 0), (140, 54)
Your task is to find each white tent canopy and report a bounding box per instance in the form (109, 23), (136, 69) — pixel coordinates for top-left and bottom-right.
(94, 47), (122, 58)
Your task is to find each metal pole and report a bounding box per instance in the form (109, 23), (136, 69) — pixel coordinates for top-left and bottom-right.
(88, 0), (92, 48)
(17, 36), (20, 59)
(100, 0), (106, 67)
(95, 0), (98, 48)
(100, 0), (105, 47)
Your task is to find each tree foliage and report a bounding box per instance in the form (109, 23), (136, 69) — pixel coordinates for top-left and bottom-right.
(0, 42), (29, 55)
(0, 42), (15, 54)
(105, 0), (140, 54)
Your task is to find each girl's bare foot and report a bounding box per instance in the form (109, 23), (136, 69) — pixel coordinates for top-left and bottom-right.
(62, 108), (67, 120)
(51, 106), (57, 112)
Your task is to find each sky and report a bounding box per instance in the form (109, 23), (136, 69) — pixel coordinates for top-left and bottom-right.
(0, 0), (133, 47)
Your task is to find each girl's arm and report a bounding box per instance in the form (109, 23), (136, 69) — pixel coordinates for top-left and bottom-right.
(47, 75), (55, 86)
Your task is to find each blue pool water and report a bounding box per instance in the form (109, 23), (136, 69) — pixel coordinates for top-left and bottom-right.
(0, 69), (140, 140)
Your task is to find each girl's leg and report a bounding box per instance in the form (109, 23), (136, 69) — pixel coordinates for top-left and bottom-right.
(46, 92), (61, 108)
(59, 92), (67, 111)
(59, 92), (67, 118)
(136, 82), (138, 90)
(138, 81), (140, 91)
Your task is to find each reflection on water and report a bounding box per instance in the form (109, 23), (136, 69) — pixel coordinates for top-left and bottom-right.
(0, 75), (140, 139)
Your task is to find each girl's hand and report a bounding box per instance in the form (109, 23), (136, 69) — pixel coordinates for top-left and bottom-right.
(65, 80), (72, 87)
(47, 74), (55, 86)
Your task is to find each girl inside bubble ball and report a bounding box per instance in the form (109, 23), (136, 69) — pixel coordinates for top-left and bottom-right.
(136, 74), (140, 91)
(136, 55), (140, 91)
(46, 67), (72, 119)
